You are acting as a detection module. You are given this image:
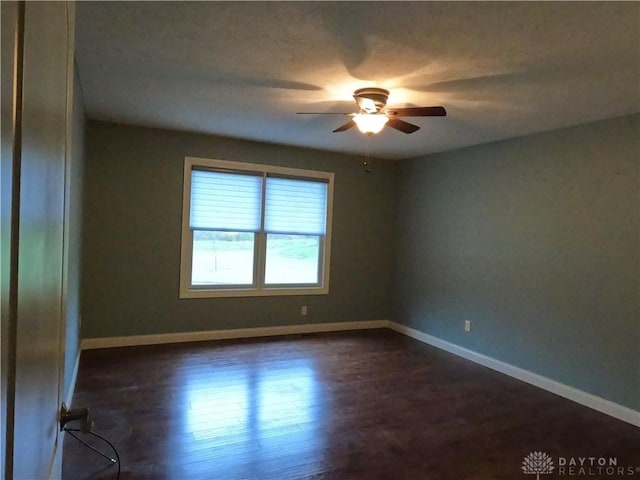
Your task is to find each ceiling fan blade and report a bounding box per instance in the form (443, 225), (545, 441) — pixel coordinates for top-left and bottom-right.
(386, 106), (447, 117)
(332, 120), (356, 132)
(296, 112), (352, 115)
(386, 118), (420, 134)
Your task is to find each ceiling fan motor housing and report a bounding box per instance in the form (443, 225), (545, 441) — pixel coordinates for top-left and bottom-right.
(354, 87), (390, 113)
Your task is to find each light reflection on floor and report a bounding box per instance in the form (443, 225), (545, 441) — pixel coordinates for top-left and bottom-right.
(176, 357), (325, 477)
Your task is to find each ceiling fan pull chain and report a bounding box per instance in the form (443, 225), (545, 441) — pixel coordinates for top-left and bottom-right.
(363, 135), (372, 173)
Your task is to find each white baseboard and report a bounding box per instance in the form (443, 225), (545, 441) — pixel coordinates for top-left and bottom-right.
(387, 321), (640, 428)
(81, 320), (388, 350)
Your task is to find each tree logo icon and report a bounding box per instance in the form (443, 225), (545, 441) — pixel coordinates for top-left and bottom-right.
(522, 451), (555, 479)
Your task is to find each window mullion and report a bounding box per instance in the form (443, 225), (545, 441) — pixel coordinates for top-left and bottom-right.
(256, 173), (268, 288)
(317, 235), (325, 284)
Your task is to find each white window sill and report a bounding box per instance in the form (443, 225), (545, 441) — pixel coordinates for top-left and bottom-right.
(179, 286), (329, 299)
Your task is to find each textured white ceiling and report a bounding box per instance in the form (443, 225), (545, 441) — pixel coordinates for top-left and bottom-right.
(75, 1), (639, 160)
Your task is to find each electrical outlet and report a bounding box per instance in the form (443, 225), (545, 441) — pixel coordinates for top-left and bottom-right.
(301, 306), (308, 316)
(464, 320), (472, 332)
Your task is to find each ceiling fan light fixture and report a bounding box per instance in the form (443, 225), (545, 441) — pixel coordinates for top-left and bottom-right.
(353, 113), (389, 135)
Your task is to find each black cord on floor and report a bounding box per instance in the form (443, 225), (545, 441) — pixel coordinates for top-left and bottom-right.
(64, 428), (121, 480)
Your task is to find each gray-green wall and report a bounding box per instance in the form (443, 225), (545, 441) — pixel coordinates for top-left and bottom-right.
(82, 121), (395, 338)
(394, 114), (639, 410)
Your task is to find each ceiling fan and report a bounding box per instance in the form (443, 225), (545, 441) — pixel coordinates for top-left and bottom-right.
(297, 87), (446, 135)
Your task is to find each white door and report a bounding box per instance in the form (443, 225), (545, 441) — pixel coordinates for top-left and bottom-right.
(5, 2), (75, 478)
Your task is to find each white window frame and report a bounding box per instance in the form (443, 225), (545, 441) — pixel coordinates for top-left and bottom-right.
(179, 157), (334, 298)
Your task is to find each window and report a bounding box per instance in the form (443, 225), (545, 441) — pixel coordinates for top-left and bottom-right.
(180, 157), (334, 298)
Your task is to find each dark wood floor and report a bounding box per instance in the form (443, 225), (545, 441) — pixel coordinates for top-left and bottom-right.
(62, 329), (639, 480)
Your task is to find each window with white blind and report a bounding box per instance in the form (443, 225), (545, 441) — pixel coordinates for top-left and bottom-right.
(180, 157), (334, 298)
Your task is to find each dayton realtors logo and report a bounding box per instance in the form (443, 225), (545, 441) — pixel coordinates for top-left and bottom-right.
(522, 452), (639, 478)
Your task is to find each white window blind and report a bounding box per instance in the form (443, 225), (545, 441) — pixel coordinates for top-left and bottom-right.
(264, 177), (328, 235)
(190, 170), (262, 231)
